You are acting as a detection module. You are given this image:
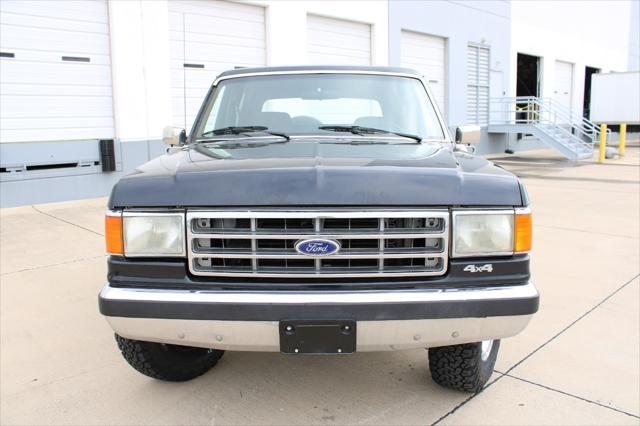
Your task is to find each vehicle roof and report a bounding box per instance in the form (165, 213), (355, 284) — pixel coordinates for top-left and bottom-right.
(216, 65), (422, 80)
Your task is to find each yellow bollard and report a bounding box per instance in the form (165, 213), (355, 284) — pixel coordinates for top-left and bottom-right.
(598, 124), (607, 163)
(619, 123), (627, 157)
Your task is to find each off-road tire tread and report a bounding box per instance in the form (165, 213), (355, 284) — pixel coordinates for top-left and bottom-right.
(115, 334), (223, 382)
(428, 341), (499, 393)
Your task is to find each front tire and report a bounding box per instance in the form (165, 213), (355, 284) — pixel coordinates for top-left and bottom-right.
(428, 339), (500, 393)
(115, 334), (224, 382)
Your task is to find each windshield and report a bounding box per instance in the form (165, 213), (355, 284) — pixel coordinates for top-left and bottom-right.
(194, 74), (446, 140)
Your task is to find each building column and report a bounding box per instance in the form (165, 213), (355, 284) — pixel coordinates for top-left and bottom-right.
(108, 0), (172, 142)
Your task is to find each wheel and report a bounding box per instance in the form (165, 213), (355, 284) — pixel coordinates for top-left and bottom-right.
(428, 339), (500, 393)
(115, 334), (224, 381)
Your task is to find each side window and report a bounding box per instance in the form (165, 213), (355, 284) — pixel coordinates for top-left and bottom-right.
(203, 86), (227, 133)
(263, 98), (382, 125)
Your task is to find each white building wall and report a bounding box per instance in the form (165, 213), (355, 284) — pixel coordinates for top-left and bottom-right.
(629, 0), (640, 71)
(0, 0), (637, 207)
(388, 0), (512, 153)
(111, 0), (389, 140)
(0, 0), (389, 207)
(510, 0), (632, 118)
(108, 0), (173, 143)
(257, 1), (388, 66)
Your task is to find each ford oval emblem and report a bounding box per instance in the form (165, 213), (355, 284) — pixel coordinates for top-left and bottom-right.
(295, 239), (341, 256)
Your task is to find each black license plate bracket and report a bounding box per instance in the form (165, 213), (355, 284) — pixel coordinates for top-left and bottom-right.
(279, 320), (356, 354)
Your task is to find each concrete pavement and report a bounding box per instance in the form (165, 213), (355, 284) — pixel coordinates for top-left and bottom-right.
(1, 149), (639, 425)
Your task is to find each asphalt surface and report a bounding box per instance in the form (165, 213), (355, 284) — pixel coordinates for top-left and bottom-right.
(1, 148), (639, 425)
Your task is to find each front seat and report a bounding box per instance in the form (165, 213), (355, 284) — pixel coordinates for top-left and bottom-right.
(246, 112), (293, 132)
(354, 116), (387, 129)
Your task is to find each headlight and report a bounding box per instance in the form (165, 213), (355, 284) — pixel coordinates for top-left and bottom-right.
(452, 211), (514, 257)
(123, 213), (185, 257)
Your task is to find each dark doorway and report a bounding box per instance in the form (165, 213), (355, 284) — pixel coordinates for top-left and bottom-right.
(515, 53), (540, 139)
(517, 53), (540, 98)
(583, 66), (600, 119)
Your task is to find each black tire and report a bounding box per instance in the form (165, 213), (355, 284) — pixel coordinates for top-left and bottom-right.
(428, 339), (500, 393)
(115, 334), (224, 382)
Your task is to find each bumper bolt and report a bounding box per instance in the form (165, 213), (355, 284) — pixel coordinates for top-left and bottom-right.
(413, 334), (421, 341)
(215, 335), (223, 342)
(451, 331), (459, 338)
(178, 333), (185, 339)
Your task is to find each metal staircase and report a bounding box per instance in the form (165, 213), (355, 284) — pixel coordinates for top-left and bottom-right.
(488, 97), (610, 160)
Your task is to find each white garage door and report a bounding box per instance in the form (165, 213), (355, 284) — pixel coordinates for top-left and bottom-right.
(307, 15), (371, 65)
(401, 30), (447, 119)
(169, 1), (266, 130)
(554, 60), (574, 116)
(0, 0), (114, 143)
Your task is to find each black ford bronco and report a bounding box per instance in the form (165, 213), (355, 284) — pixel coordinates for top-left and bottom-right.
(99, 66), (538, 392)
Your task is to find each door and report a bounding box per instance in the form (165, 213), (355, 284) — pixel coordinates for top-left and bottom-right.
(169, 1), (266, 130)
(467, 45), (490, 124)
(400, 30), (447, 120)
(307, 15), (371, 65)
(554, 60), (574, 116)
(0, 0), (114, 143)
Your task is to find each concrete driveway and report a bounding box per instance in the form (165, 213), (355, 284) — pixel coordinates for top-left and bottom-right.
(1, 149), (639, 425)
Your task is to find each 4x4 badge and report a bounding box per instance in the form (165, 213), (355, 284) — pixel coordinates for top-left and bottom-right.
(463, 264), (493, 273)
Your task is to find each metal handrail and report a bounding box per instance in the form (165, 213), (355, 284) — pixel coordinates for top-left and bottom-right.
(491, 96), (610, 143)
(489, 96), (597, 155)
(541, 97), (611, 141)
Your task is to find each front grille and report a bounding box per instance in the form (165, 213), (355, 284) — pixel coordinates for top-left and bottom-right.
(187, 210), (449, 278)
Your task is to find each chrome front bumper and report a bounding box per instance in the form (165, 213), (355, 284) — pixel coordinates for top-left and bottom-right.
(99, 282), (538, 352)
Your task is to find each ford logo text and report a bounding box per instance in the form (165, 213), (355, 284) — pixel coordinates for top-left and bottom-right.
(295, 239), (341, 256)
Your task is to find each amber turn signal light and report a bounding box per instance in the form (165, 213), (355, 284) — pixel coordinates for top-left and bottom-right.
(514, 210), (532, 253)
(105, 213), (123, 255)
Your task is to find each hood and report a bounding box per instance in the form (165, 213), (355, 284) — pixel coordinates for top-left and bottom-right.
(108, 139), (523, 208)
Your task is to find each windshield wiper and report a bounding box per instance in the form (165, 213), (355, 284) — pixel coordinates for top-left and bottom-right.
(318, 125), (422, 143)
(200, 126), (290, 140)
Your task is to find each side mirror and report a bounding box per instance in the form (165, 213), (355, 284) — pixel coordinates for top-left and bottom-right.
(455, 125), (481, 145)
(163, 126), (186, 146)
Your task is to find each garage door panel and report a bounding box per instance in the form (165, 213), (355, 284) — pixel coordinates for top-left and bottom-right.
(183, 31), (265, 50)
(184, 15), (264, 39)
(1, 95), (114, 118)
(0, 0), (109, 24)
(307, 15), (371, 66)
(1, 26), (110, 54)
(1, 116), (113, 131)
(182, 70), (221, 89)
(170, 1), (266, 129)
(400, 30), (446, 118)
(1, 82), (112, 97)
(307, 15), (371, 38)
(307, 43), (371, 60)
(308, 32), (371, 52)
(0, 50), (111, 66)
(309, 52), (370, 66)
(170, 0), (264, 23)
(171, 98), (207, 128)
(0, 11), (109, 35)
(0, 0), (113, 143)
(2, 127), (114, 144)
(178, 43), (265, 65)
(1, 61), (112, 86)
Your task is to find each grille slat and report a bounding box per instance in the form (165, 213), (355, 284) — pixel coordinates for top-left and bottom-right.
(187, 210), (449, 278)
